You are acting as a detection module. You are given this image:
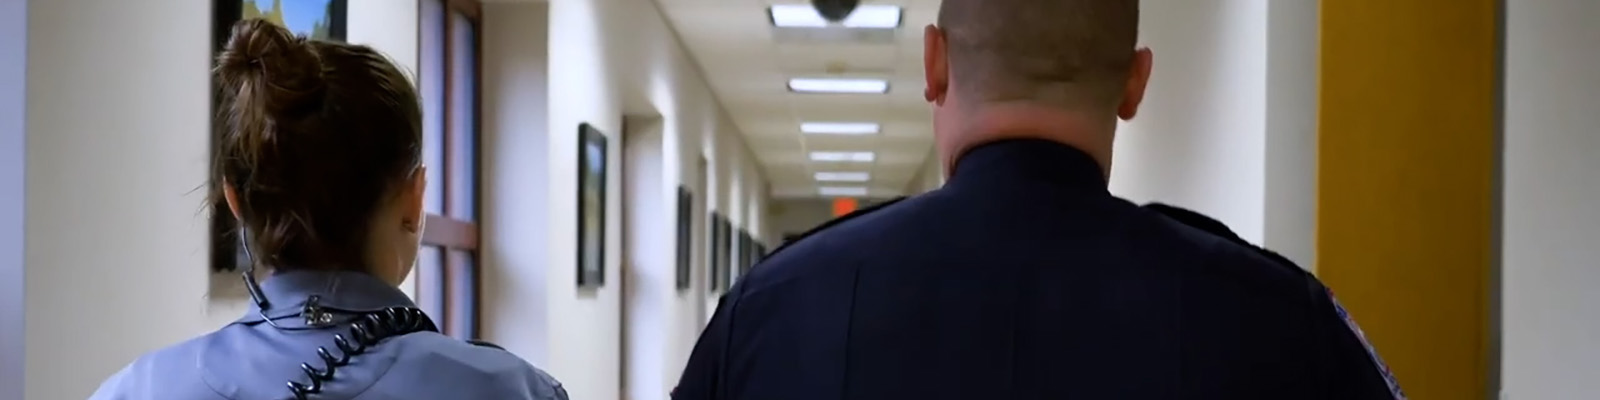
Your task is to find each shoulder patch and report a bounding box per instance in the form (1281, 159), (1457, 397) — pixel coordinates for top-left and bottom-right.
(1327, 288), (1407, 400)
(762, 196), (908, 260)
(1142, 203), (1303, 270)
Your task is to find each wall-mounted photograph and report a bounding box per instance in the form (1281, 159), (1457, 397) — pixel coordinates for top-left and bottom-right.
(576, 123), (609, 287)
(209, 0), (349, 273)
(676, 187), (694, 291)
(707, 213), (725, 292)
(217, 0), (348, 44)
(718, 217), (734, 292)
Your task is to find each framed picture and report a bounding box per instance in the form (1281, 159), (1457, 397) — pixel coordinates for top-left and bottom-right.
(719, 218), (735, 292)
(576, 123), (609, 287)
(707, 213), (724, 292)
(675, 186), (693, 291)
(215, 0), (349, 45)
(209, 0), (349, 272)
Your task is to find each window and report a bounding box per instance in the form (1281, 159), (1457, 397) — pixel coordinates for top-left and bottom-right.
(418, 0), (482, 340)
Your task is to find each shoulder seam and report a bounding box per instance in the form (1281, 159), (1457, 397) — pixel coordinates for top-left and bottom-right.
(1141, 203), (1309, 275)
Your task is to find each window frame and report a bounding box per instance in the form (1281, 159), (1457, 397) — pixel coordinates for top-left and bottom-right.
(417, 0), (484, 340)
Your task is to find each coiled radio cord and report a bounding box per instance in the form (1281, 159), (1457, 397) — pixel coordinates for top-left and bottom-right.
(286, 307), (439, 400)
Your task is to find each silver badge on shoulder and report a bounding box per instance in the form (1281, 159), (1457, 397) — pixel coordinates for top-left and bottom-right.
(1328, 288), (1407, 400)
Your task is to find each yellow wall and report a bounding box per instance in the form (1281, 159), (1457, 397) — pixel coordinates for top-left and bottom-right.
(1317, 1), (1499, 399)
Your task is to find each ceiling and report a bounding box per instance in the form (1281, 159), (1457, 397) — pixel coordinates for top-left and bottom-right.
(655, 0), (940, 199)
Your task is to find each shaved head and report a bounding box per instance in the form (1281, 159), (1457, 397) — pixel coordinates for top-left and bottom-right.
(922, 0), (1151, 180)
(935, 0), (1140, 108)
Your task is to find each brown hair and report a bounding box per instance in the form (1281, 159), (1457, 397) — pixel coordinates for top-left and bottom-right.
(937, 0), (1139, 108)
(212, 19), (422, 271)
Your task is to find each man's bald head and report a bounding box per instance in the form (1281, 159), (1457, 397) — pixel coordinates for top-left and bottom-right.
(934, 0), (1140, 109)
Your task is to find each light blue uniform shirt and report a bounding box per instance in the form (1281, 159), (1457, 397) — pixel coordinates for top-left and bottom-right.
(89, 269), (568, 400)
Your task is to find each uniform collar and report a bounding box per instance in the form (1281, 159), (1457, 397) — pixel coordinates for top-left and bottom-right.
(233, 269), (415, 326)
(947, 138), (1108, 192)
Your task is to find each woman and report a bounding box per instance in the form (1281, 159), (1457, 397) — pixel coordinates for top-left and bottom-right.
(90, 20), (568, 400)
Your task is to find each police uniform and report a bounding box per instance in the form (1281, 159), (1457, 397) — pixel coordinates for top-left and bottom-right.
(673, 139), (1403, 400)
(90, 269), (568, 400)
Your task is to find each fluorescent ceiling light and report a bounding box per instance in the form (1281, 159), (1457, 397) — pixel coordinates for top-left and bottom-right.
(818, 186), (870, 197)
(769, 4), (902, 29)
(787, 78), (889, 94)
(815, 172), (871, 182)
(809, 151), (876, 162)
(801, 122), (880, 135)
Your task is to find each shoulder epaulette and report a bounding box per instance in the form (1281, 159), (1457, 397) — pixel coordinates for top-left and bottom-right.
(763, 196), (908, 260)
(466, 339), (506, 350)
(1142, 203), (1304, 271)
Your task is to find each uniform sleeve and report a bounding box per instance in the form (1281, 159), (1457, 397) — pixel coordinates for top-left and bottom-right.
(673, 294), (736, 400)
(1307, 278), (1407, 400)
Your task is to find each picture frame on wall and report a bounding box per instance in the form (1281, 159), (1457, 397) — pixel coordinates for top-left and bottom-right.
(707, 213), (725, 292)
(675, 186), (693, 291)
(737, 230), (752, 277)
(209, 0), (350, 273)
(576, 123), (609, 287)
(717, 217), (734, 292)
(215, 0), (349, 46)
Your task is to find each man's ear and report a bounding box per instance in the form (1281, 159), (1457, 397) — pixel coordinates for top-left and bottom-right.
(1117, 47), (1155, 121)
(923, 24), (950, 105)
(222, 182), (244, 220)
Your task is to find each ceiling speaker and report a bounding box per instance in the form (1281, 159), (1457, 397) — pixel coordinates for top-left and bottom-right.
(811, 0), (860, 23)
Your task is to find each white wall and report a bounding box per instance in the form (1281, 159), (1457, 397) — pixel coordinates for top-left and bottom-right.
(479, 0), (553, 368)
(545, 0), (771, 398)
(0, 1), (28, 399)
(25, 2), (216, 398)
(1259, 0), (1317, 268)
(18, 1), (424, 398)
(622, 117), (672, 400)
(1109, 0), (1316, 267)
(1501, 0), (1600, 397)
(1110, 0), (1268, 243)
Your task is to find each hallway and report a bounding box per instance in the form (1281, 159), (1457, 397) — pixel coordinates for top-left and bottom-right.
(3, 0), (1598, 399)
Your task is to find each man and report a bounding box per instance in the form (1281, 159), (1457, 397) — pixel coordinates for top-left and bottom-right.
(674, 0), (1403, 398)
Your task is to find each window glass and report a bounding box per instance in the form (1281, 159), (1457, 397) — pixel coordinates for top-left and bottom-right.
(446, 249), (477, 338)
(419, 0), (447, 214)
(416, 245), (447, 322)
(447, 12), (478, 221)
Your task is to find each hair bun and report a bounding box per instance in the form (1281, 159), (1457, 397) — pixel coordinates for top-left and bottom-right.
(215, 19), (325, 113)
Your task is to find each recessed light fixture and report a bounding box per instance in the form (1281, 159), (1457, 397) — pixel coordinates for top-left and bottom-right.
(801, 122), (881, 135)
(787, 78), (890, 94)
(818, 186), (870, 197)
(769, 4), (903, 29)
(809, 151), (876, 162)
(815, 172), (871, 182)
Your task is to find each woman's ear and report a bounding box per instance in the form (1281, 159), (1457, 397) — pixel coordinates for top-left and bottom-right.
(401, 166), (427, 233)
(222, 182), (244, 220)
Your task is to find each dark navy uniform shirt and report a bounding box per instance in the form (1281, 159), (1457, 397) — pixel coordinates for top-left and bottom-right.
(91, 269), (568, 400)
(674, 139), (1402, 400)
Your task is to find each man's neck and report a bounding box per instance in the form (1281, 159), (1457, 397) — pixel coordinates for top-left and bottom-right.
(940, 103), (1117, 181)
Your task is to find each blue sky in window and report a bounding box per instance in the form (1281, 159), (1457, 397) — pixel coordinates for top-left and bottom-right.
(262, 0), (331, 35)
